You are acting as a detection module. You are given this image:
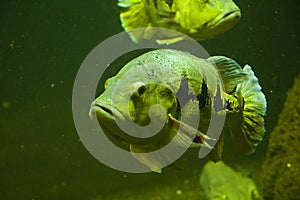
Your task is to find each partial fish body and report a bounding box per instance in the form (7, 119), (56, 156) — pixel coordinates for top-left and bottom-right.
(118, 0), (241, 43)
(89, 49), (266, 172)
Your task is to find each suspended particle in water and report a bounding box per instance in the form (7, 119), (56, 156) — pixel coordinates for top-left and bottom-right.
(2, 100), (11, 109)
(176, 189), (182, 195)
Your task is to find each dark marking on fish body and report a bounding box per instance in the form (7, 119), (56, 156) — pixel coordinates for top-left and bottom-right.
(226, 94), (236, 111)
(241, 96), (245, 110)
(148, 68), (156, 79)
(145, 0), (150, 5)
(197, 80), (208, 109)
(214, 86), (225, 112)
(226, 99), (234, 111)
(192, 135), (204, 144)
(165, 0), (174, 8)
(229, 85), (237, 95)
(176, 77), (197, 108)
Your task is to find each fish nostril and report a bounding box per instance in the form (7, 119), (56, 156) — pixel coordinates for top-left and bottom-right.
(235, 13), (241, 19)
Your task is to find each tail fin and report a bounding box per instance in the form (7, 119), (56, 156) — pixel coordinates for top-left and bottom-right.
(228, 65), (267, 154)
(118, 0), (150, 43)
(208, 56), (266, 154)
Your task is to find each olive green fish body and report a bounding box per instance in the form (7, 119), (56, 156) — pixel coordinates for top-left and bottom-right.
(118, 0), (241, 43)
(90, 49), (267, 171)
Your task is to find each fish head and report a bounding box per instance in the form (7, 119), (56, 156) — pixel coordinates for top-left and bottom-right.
(176, 0), (241, 39)
(89, 73), (178, 144)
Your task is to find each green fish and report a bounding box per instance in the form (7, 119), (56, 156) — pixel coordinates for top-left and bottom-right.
(118, 0), (241, 43)
(89, 49), (266, 172)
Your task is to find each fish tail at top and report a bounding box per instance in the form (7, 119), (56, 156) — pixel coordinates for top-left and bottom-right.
(228, 65), (267, 154)
(118, 0), (150, 43)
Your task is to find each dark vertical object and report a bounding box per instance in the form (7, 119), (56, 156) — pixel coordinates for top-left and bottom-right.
(153, 0), (158, 8)
(214, 86), (224, 112)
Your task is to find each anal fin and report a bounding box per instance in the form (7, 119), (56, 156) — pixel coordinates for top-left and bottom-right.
(208, 131), (224, 162)
(129, 144), (163, 173)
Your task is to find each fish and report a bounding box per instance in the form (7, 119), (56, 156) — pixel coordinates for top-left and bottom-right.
(89, 49), (267, 172)
(118, 0), (241, 44)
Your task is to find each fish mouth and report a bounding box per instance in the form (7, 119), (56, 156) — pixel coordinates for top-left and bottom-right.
(89, 101), (143, 144)
(193, 9), (241, 39)
(89, 101), (125, 122)
(214, 10), (241, 27)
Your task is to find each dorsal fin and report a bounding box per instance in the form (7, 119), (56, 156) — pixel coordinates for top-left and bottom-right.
(208, 56), (247, 93)
(118, 0), (138, 7)
(118, 0), (151, 43)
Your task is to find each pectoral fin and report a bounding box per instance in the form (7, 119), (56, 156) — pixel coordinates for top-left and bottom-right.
(168, 114), (215, 149)
(156, 36), (186, 45)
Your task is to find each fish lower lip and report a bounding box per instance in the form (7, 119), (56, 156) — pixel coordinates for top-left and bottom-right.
(98, 104), (113, 115)
(90, 102), (113, 119)
(89, 102), (125, 122)
(222, 10), (241, 20)
(209, 10), (241, 28)
(204, 10), (241, 28)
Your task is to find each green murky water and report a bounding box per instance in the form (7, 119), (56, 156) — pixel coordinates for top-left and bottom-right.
(1, 0), (299, 199)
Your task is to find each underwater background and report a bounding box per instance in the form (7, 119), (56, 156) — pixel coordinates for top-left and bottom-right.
(0, 0), (299, 199)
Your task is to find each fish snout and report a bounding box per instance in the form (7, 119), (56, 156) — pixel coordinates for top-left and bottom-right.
(222, 9), (241, 23)
(229, 10), (241, 21)
(89, 101), (126, 123)
(89, 101), (100, 122)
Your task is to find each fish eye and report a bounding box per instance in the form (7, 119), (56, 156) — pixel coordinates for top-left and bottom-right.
(137, 85), (147, 97)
